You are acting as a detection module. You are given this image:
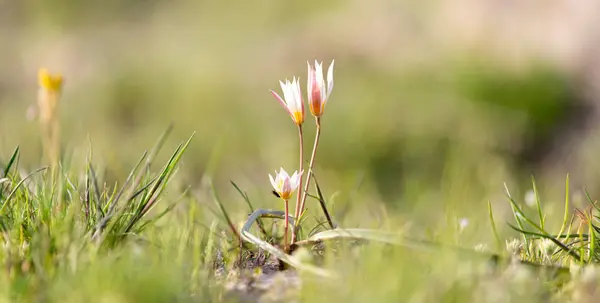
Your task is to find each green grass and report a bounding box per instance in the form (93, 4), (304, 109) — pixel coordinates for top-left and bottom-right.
(1, 2), (598, 301)
(2, 131), (600, 302)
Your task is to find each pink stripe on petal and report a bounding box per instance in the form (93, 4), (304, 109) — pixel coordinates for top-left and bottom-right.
(270, 90), (293, 116)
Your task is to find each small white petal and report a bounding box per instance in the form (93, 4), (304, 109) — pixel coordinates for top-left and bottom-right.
(279, 80), (287, 95)
(315, 62), (325, 101)
(326, 60), (335, 99)
(269, 174), (278, 191)
(295, 78), (303, 112)
(290, 170), (302, 190)
(307, 62), (313, 101)
(278, 167), (290, 179)
(282, 83), (295, 111)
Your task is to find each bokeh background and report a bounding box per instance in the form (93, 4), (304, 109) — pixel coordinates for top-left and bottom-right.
(2, 0), (600, 234)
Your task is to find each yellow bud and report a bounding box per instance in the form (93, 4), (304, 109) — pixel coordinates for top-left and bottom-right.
(38, 68), (63, 93)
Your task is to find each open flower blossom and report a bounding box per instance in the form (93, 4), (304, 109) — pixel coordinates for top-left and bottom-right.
(307, 60), (334, 117)
(269, 168), (302, 200)
(271, 78), (304, 125)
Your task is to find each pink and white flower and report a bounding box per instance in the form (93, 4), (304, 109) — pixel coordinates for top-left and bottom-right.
(269, 168), (302, 200)
(307, 60), (334, 117)
(271, 78), (304, 126)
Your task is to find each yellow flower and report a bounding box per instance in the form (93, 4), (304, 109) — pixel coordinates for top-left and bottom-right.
(307, 60), (334, 117)
(270, 77), (305, 126)
(38, 68), (63, 93)
(269, 168), (302, 201)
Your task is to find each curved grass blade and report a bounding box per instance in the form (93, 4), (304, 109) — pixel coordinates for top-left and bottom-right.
(304, 228), (402, 245)
(230, 180), (267, 238)
(105, 151), (148, 217)
(122, 133), (194, 234)
(488, 201), (502, 251)
(0, 167), (47, 214)
(241, 209), (333, 277)
(504, 183), (529, 244)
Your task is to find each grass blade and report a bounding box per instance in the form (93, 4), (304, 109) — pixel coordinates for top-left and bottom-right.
(210, 179), (241, 244)
(2, 146), (19, 178)
(557, 174), (570, 240)
(531, 177), (545, 230)
(241, 209), (333, 277)
(487, 201), (502, 251)
(311, 172), (335, 230)
(504, 183), (528, 244)
(230, 180), (267, 238)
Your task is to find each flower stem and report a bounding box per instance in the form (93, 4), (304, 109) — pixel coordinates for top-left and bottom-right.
(50, 113), (60, 178)
(284, 199), (290, 252)
(298, 117), (321, 221)
(291, 125), (304, 245)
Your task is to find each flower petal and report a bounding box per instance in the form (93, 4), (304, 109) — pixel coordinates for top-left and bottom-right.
(326, 60), (335, 99)
(279, 80), (288, 92)
(307, 62), (314, 102)
(290, 170), (302, 190)
(270, 90), (293, 117)
(269, 174), (278, 191)
(314, 61), (326, 102)
(294, 77), (304, 115)
(278, 167), (290, 180)
(281, 179), (291, 196)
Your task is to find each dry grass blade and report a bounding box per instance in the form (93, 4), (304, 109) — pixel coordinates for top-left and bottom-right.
(241, 209), (335, 278)
(303, 228), (402, 245)
(230, 180), (268, 238)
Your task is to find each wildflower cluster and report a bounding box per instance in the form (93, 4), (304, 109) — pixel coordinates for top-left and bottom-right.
(268, 60), (335, 250)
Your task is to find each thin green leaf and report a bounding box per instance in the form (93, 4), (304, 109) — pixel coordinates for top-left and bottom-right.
(531, 177), (544, 230)
(504, 183), (528, 244)
(230, 180), (267, 238)
(488, 201), (502, 251)
(557, 174), (570, 240)
(312, 172), (334, 230)
(209, 178), (241, 244)
(2, 146), (19, 178)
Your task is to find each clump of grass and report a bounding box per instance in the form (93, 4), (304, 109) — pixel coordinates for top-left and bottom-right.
(496, 175), (600, 269)
(0, 130), (195, 300)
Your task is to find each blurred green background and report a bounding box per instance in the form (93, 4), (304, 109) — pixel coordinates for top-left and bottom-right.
(1, 0), (599, 231)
